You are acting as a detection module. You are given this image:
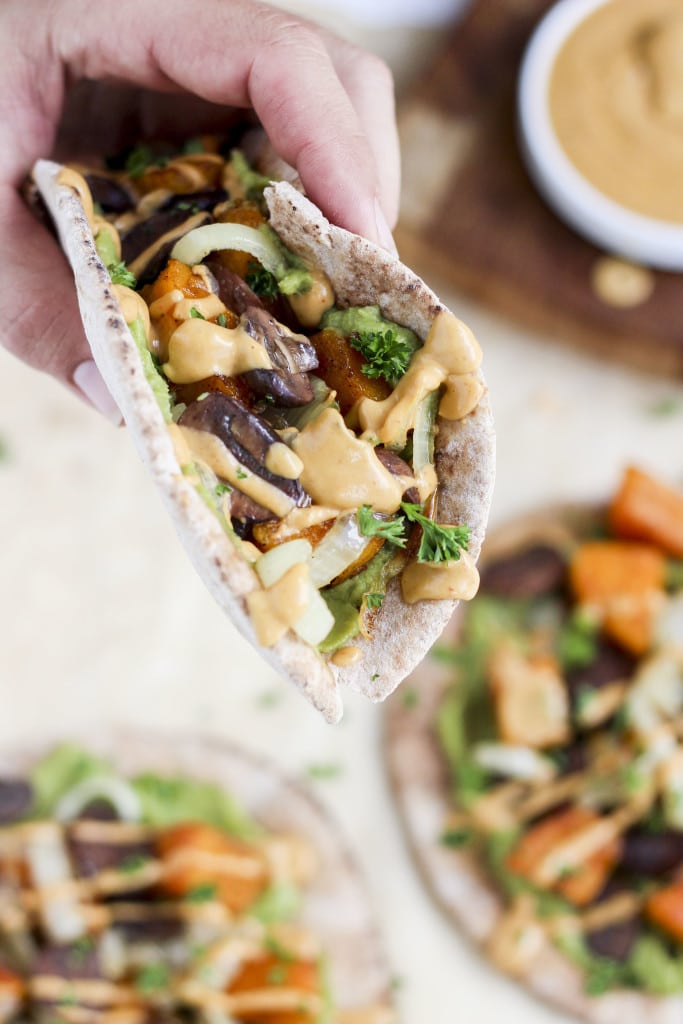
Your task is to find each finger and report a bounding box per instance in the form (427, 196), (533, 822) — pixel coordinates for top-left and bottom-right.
(50, 0), (397, 250)
(0, 186), (120, 421)
(318, 36), (400, 227)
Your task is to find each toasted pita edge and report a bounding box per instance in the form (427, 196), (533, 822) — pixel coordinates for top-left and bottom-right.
(384, 504), (683, 1024)
(33, 160), (494, 714)
(0, 727), (394, 1013)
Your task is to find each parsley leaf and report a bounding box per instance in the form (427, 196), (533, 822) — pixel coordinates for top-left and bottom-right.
(190, 306), (206, 320)
(246, 261), (279, 300)
(236, 468), (248, 480)
(365, 593), (384, 609)
(182, 137), (205, 155)
(107, 260), (137, 289)
(119, 853), (149, 874)
(349, 328), (414, 382)
(401, 503), (470, 563)
(358, 505), (407, 546)
(214, 482), (232, 498)
(441, 827), (473, 848)
(217, 313), (229, 328)
(557, 608), (599, 669)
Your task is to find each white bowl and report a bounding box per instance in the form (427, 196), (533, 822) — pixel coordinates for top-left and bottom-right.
(518, 0), (683, 271)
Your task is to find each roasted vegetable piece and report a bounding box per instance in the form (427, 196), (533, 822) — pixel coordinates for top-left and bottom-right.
(569, 541), (666, 655)
(488, 645), (571, 748)
(0, 779), (33, 824)
(586, 914), (640, 961)
(0, 964), (24, 1005)
(646, 879), (683, 942)
(147, 259), (239, 356)
(506, 806), (621, 906)
(622, 827), (683, 877)
(214, 201), (268, 279)
(570, 541), (666, 603)
(610, 466), (683, 558)
(173, 374), (252, 408)
(157, 822), (267, 913)
(228, 955), (320, 1024)
(480, 544), (567, 598)
(253, 518), (335, 552)
(309, 329), (391, 415)
(136, 154), (223, 195)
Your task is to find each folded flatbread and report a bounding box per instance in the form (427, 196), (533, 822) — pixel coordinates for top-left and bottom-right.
(33, 147), (495, 722)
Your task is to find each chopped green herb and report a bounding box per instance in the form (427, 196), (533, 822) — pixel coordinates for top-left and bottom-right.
(107, 260), (137, 289)
(125, 144), (166, 179)
(371, 673), (380, 681)
(264, 936), (295, 962)
(215, 482), (232, 498)
(306, 763), (342, 780)
(441, 827), (472, 848)
(217, 313), (229, 328)
(557, 608), (599, 670)
(267, 964), (288, 985)
(256, 689), (282, 708)
(182, 138), (205, 155)
(648, 397), (682, 418)
(365, 593), (384, 609)
(236, 468), (248, 480)
(401, 503), (470, 564)
(401, 687), (420, 709)
(358, 505), (407, 546)
(349, 328), (415, 382)
(190, 306), (206, 320)
(250, 882), (301, 923)
(119, 853), (150, 874)
(135, 963), (171, 994)
(185, 882), (218, 903)
(67, 936), (94, 966)
(176, 200), (201, 213)
(246, 261), (279, 300)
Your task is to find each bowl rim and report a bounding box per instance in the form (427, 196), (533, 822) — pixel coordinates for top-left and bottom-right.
(517, 0), (683, 272)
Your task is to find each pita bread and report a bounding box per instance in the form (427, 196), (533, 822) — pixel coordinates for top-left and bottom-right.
(33, 158), (495, 722)
(0, 727), (393, 1013)
(385, 505), (683, 1024)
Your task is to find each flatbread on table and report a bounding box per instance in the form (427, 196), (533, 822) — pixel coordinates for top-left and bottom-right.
(384, 505), (683, 1024)
(0, 727), (393, 1014)
(32, 159), (495, 723)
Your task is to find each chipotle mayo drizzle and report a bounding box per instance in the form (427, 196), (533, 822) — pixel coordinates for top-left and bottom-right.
(265, 442), (303, 480)
(163, 319), (271, 383)
(356, 311), (482, 446)
(113, 285), (152, 338)
(331, 645), (363, 667)
(550, 0), (683, 222)
(245, 563), (311, 647)
(287, 268), (335, 327)
(175, 426), (294, 517)
(292, 408), (413, 513)
(401, 549), (480, 604)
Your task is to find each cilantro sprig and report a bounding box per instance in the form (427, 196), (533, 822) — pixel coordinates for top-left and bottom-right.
(349, 328), (414, 382)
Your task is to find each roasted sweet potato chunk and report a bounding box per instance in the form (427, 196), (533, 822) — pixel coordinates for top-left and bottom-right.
(646, 879), (683, 942)
(146, 259), (239, 355)
(610, 466), (683, 558)
(309, 329), (390, 415)
(507, 806), (621, 906)
(228, 955), (320, 1024)
(173, 374), (252, 408)
(137, 154), (223, 195)
(214, 201), (268, 279)
(157, 822), (267, 913)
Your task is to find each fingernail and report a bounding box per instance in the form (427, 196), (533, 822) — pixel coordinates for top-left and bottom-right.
(374, 199), (398, 257)
(73, 360), (122, 425)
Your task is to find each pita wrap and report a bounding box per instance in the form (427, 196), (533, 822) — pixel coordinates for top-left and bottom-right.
(0, 727), (394, 1017)
(33, 156), (495, 723)
(385, 504), (683, 1024)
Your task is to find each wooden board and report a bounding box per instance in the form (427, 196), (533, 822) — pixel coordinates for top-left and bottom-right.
(396, 0), (683, 377)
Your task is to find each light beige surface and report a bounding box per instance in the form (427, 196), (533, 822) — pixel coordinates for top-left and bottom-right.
(3, 284), (683, 1023)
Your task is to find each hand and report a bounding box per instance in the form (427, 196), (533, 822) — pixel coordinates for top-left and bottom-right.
(0, 0), (399, 419)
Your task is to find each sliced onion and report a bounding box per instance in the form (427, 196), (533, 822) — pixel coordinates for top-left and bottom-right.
(472, 743), (556, 782)
(254, 539), (334, 645)
(626, 653), (683, 736)
(255, 540), (312, 588)
(412, 390), (439, 472)
(656, 593), (683, 650)
(308, 512), (369, 589)
(171, 223), (284, 276)
(54, 776), (142, 822)
(24, 824), (86, 943)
